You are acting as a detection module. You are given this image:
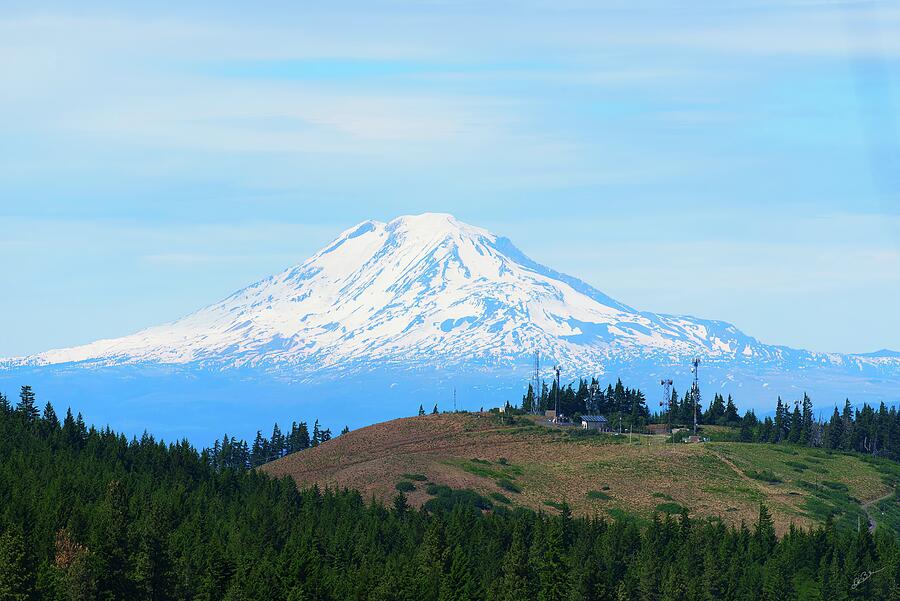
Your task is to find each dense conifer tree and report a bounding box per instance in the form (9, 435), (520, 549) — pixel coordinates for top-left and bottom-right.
(0, 530), (33, 601)
(2, 385), (900, 600)
(16, 385), (39, 423)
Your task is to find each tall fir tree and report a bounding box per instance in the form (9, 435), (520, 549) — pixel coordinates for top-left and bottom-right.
(788, 403), (802, 444)
(522, 384), (535, 414)
(439, 545), (476, 601)
(16, 385), (39, 423)
(538, 518), (566, 601)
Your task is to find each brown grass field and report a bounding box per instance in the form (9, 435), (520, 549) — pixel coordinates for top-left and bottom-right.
(263, 412), (896, 535)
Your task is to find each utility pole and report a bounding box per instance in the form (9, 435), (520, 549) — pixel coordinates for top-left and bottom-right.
(453, 387), (457, 413)
(691, 358), (701, 436)
(554, 365), (561, 422)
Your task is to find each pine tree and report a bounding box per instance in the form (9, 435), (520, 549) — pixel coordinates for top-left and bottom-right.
(132, 505), (173, 601)
(416, 519), (446, 600)
(92, 480), (134, 600)
(538, 519), (566, 601)
(800, 393), (814, 445)
(499, 523), (531, 601)
(296, 421), (311, 451)
(41, 401), (59, 430)
(707, 393), (726, 424)
(523, 384), (536, 413)
(439, 545), (475, 601)
(75, 412), (87, 440)
(418, 404), (426, 416)
(40, 401), (60, 439)
(0, 531), (34, 601)
(739, 411), (755, 442)
(251, 431), (266, 467)
(393, 492), (409, 516)
(541, 383), (551, 412)
(751, 504), (776, 562)
(840, 399), (854, 451)
(723, 395), (739, 425)
(432, 404), (439, 415)
(311, 420), (321, 447)
(773, 398), (786, 442)
(825, 407), (842, 449)
(271, 423), (284, 460)
(759, 416), (774, 443)
(340, 425), (350, 435)
(16, 385), (39, 423)
(0, 392), (10, 415)
(789, 403), (802, 444)
(197, 546), (234, 601)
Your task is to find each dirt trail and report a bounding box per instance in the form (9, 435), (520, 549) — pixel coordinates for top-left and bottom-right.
(705, 446), (800, 514)
(861, 490), (895, 533)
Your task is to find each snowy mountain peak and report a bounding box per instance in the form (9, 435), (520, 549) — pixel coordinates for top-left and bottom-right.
(387, 212), (486, 237)
(8, 214), (900, 384)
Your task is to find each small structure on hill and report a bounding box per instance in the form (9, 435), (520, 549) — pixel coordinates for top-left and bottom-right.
(647, 424), (670, 435)
(580, 415), (610, 432)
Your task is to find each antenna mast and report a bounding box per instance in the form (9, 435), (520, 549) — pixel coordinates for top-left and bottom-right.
(554, 364), (561, 422)
(691, 357), (701, 436)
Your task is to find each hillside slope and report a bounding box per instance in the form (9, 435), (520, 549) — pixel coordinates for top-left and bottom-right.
(263, 412), (899, 535)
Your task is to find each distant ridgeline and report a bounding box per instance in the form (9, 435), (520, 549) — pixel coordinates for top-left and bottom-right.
(2, 387), (899, 600)
(521, 378), (900, 461)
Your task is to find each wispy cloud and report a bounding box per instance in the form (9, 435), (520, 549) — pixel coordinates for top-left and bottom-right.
(1, 1), (898, 355)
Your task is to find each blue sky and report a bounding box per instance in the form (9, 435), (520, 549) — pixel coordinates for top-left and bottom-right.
(1, 0), (898, 357)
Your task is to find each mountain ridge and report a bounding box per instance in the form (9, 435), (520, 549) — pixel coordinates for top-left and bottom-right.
(3, 213), (898, 381)
(2, 212), (898, 444)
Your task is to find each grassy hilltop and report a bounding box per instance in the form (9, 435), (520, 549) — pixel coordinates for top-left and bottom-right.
(264, 412), (900, 535)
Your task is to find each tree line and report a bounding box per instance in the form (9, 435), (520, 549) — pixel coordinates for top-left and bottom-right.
(521, 378), (649, 424)
(1, 385), (898, 600)
(2, 387), (341, 473)
(518, 378), (900, 461)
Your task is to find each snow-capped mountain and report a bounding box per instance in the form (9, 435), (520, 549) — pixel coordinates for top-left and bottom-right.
(6, 213), (899, 379)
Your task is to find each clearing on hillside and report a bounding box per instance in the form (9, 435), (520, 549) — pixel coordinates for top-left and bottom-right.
(263, 413), (899, 535)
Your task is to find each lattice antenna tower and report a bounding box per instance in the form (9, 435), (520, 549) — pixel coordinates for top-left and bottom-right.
(660, 379), (673, 443)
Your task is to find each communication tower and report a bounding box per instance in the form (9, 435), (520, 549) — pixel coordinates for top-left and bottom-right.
(691, 358), (701, 436)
